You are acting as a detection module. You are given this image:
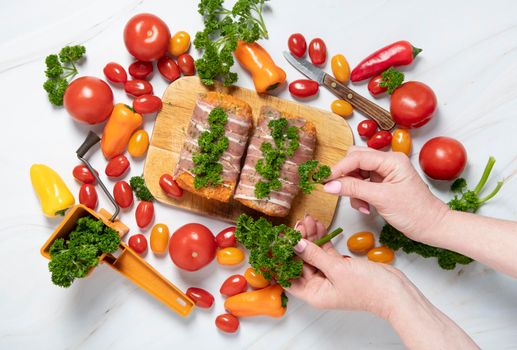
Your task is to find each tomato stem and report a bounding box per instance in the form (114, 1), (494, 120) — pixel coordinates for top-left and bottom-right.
(412, 46), (423, 58)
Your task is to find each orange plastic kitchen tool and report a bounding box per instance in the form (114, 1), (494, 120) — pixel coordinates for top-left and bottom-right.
(40, 131), (195, 317)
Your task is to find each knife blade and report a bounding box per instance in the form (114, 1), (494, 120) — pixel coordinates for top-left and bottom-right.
(283, 51), (395, 130)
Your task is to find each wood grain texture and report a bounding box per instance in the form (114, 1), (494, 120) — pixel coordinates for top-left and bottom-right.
(323, 74), (395, 130)
(143, 76), (354, 228)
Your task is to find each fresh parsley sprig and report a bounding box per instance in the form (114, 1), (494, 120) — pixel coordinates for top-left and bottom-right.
(130, 176), (154, 201)
(235, 214), (343, 288)
(194, 0), (270, 86)
(43, 45), (86, 106)
(299, 160), (331, 195)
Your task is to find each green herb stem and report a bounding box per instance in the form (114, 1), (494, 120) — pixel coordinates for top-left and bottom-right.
(314, 228), (344, 246)
(479, 180), (504, 205)
(474, 156), (496, 195)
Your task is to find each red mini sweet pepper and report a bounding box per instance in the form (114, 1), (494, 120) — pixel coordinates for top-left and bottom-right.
(350, 40), (422, 82)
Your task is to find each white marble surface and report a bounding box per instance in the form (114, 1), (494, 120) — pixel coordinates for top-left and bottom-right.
(1, 0), (516, 348)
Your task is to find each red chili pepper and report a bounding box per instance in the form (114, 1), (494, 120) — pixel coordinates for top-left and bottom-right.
(350, 41), (421, 82)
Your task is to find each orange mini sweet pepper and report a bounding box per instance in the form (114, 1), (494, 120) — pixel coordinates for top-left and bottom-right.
(224, 284), (287, 317)
(101, 104), (142, 159)
(234, 41), (286, 93)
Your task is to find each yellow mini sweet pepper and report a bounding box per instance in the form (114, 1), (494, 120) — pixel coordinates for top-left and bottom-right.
(30, 164), (75, 217)
(101, 104), (143, 159)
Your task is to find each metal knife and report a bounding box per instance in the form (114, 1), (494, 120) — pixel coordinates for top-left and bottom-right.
(283, 51), (395, 130)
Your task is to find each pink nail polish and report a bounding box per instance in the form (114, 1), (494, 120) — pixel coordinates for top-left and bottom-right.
(294, 239), (307, 253)
(358, 207), (370, 215)
(294, 220), (301, 230)
(324, 180), (342, 194)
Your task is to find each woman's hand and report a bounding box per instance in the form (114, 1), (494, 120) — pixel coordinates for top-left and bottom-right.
(288, 215), (479, 350)
(324, 146), (449, 242)
(287, 215), (403, 317)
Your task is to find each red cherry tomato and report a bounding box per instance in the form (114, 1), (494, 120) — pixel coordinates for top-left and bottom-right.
(186, 287), (214, 309)
(135, 201), (154, 229)
(103, 62), (128, 84)
(63, 77), (114, 124)
(72, 164), (97, 184)
(123, 13), (170, 61)
(157, 56), (181, 82)
(113, 181), (133, 208)
(357, 120), (379, 138)
(215, 313), (239, 333)
(367, 131), (392, 149)
(133, 95), (162, 115)
(159, 174), (183, 198)
(220, 274), (247, 297)
(79, 184), (98, 210)
(288, 33), (307, 58)
(391, 81), (437, 129)
(289, 79), (319, 98)
(308, 38), (327, 65)
(105, 155), (130, 178)
(177, 53), (195, 76)
(128, 60), (153, 79)
(419, 137), (467, 180)
(215, 226), (237, 248)
(169, 223), (216, 271)
(124, 79), (153, 97)
(128, 234), (148, 254)
(368, 74), (387, 96)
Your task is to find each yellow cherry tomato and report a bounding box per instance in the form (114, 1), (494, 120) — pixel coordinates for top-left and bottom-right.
(367, 246), (395, 264)
(331, 99), (353, 118)
(331, 54), (350, 83)
(128, 129), (149, 158)
(217, 247), (245, 266)
(347, 231), (375, 255)
(169, 31), (191, 57)
(391, 128), (412, 156)
(244, 267), (270, 289)
(150, 223), (169, 254)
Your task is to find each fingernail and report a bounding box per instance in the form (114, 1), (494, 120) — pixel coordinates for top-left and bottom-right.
(324, 180), (342, 194)
(294, 220), (301, 230)
(358, 207), (370, 215)
(294, 239), (308, 253)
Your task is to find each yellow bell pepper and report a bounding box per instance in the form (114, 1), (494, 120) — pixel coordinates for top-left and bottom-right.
(30, 164), (75, 217)
(101, 104), (143, 159)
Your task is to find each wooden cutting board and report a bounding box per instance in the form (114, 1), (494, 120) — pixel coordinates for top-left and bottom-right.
(143, 76), (354, 228)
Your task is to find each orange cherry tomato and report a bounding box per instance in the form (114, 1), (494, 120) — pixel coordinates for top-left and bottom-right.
(331, 54), (350, 83)
(331, 99), (353, 118)
(169, 31), (190, 57)
(347, 231), (375, 255)
(150, 223), (170, 254)
(244, 267), (270, 289)
(127, 130), (149, 158)
(391, 128), (412, 156)
(216, 247), (245, 266)
(367, 246), (395, 264)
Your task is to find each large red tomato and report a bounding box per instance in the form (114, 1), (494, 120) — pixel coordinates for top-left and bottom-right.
(419, 137), (467, 180)
(390, 81), (437, 128)
(169, 223), (216, 271)
(124, 13), (171, 61)
(63, 77), (113, 124)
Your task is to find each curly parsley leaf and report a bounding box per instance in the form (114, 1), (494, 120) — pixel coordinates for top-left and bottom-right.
(130, 176), (154, 201)
(195, 0), (270, 86)
(299, 160), (331, 195)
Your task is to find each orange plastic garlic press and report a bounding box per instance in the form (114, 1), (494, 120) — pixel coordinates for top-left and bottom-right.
(40, 131), (195, 317)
